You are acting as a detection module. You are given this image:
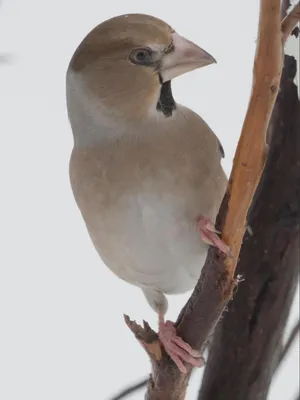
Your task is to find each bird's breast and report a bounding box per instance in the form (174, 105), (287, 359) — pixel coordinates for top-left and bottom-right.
(69, 116), (226, 294)
(79, 174), (209, 293)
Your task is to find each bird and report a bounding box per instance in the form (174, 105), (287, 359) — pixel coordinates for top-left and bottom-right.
(66, 13), (228, 374)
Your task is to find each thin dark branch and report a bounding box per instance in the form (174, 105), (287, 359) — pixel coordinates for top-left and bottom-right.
(109, 378), (148, 400)
(281, 1), (300, 42)
(277, 319), (300, 371)
(281, 0), (291, 17)
(0, 53), (13, 64)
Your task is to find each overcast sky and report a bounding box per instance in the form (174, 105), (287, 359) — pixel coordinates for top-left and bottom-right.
(0, 0), (299, 399)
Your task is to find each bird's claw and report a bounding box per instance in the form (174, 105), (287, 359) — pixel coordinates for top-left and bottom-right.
(197, 215), (231, 255)
(158, 320), (204, 374)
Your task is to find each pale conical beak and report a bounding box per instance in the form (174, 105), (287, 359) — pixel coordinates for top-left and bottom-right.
(160, 32), (216, 82)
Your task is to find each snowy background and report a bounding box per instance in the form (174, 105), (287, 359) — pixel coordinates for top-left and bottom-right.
(0, 0), (298, 399)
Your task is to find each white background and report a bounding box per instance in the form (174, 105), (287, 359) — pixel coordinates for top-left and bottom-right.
(0, 0), (299, 399)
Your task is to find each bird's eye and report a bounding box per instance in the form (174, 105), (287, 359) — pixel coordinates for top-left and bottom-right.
(129, 48), (153, 66)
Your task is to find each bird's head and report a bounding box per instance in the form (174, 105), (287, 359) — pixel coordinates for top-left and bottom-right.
(68, 14), (215, 121)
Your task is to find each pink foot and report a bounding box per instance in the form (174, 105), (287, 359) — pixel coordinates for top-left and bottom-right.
(158, 320), (204, 374)
(197, 216), (230, 255)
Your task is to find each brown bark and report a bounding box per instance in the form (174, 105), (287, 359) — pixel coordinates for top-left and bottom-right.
(198, 53), (300, 400)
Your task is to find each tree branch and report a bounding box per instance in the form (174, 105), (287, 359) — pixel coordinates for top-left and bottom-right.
(281, 1), (300, 42)
(198, 17), (300, 399)
(109, 378), (148, 400)
(124, 1), (300, 399)
(276, 319), (300, 372)
(198, 52), (300, 400)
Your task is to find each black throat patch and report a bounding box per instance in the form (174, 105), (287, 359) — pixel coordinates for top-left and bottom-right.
(156, 79), (176, 117)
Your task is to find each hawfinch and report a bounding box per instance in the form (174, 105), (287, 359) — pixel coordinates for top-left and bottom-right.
(67, 13), (228, 374)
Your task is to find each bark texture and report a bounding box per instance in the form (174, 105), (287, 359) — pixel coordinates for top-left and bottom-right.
(198, 53), (300, 400)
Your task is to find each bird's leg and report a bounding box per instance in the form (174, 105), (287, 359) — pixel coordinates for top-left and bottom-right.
(158, 308), (203, 374)
(197, 215), (230, 255)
